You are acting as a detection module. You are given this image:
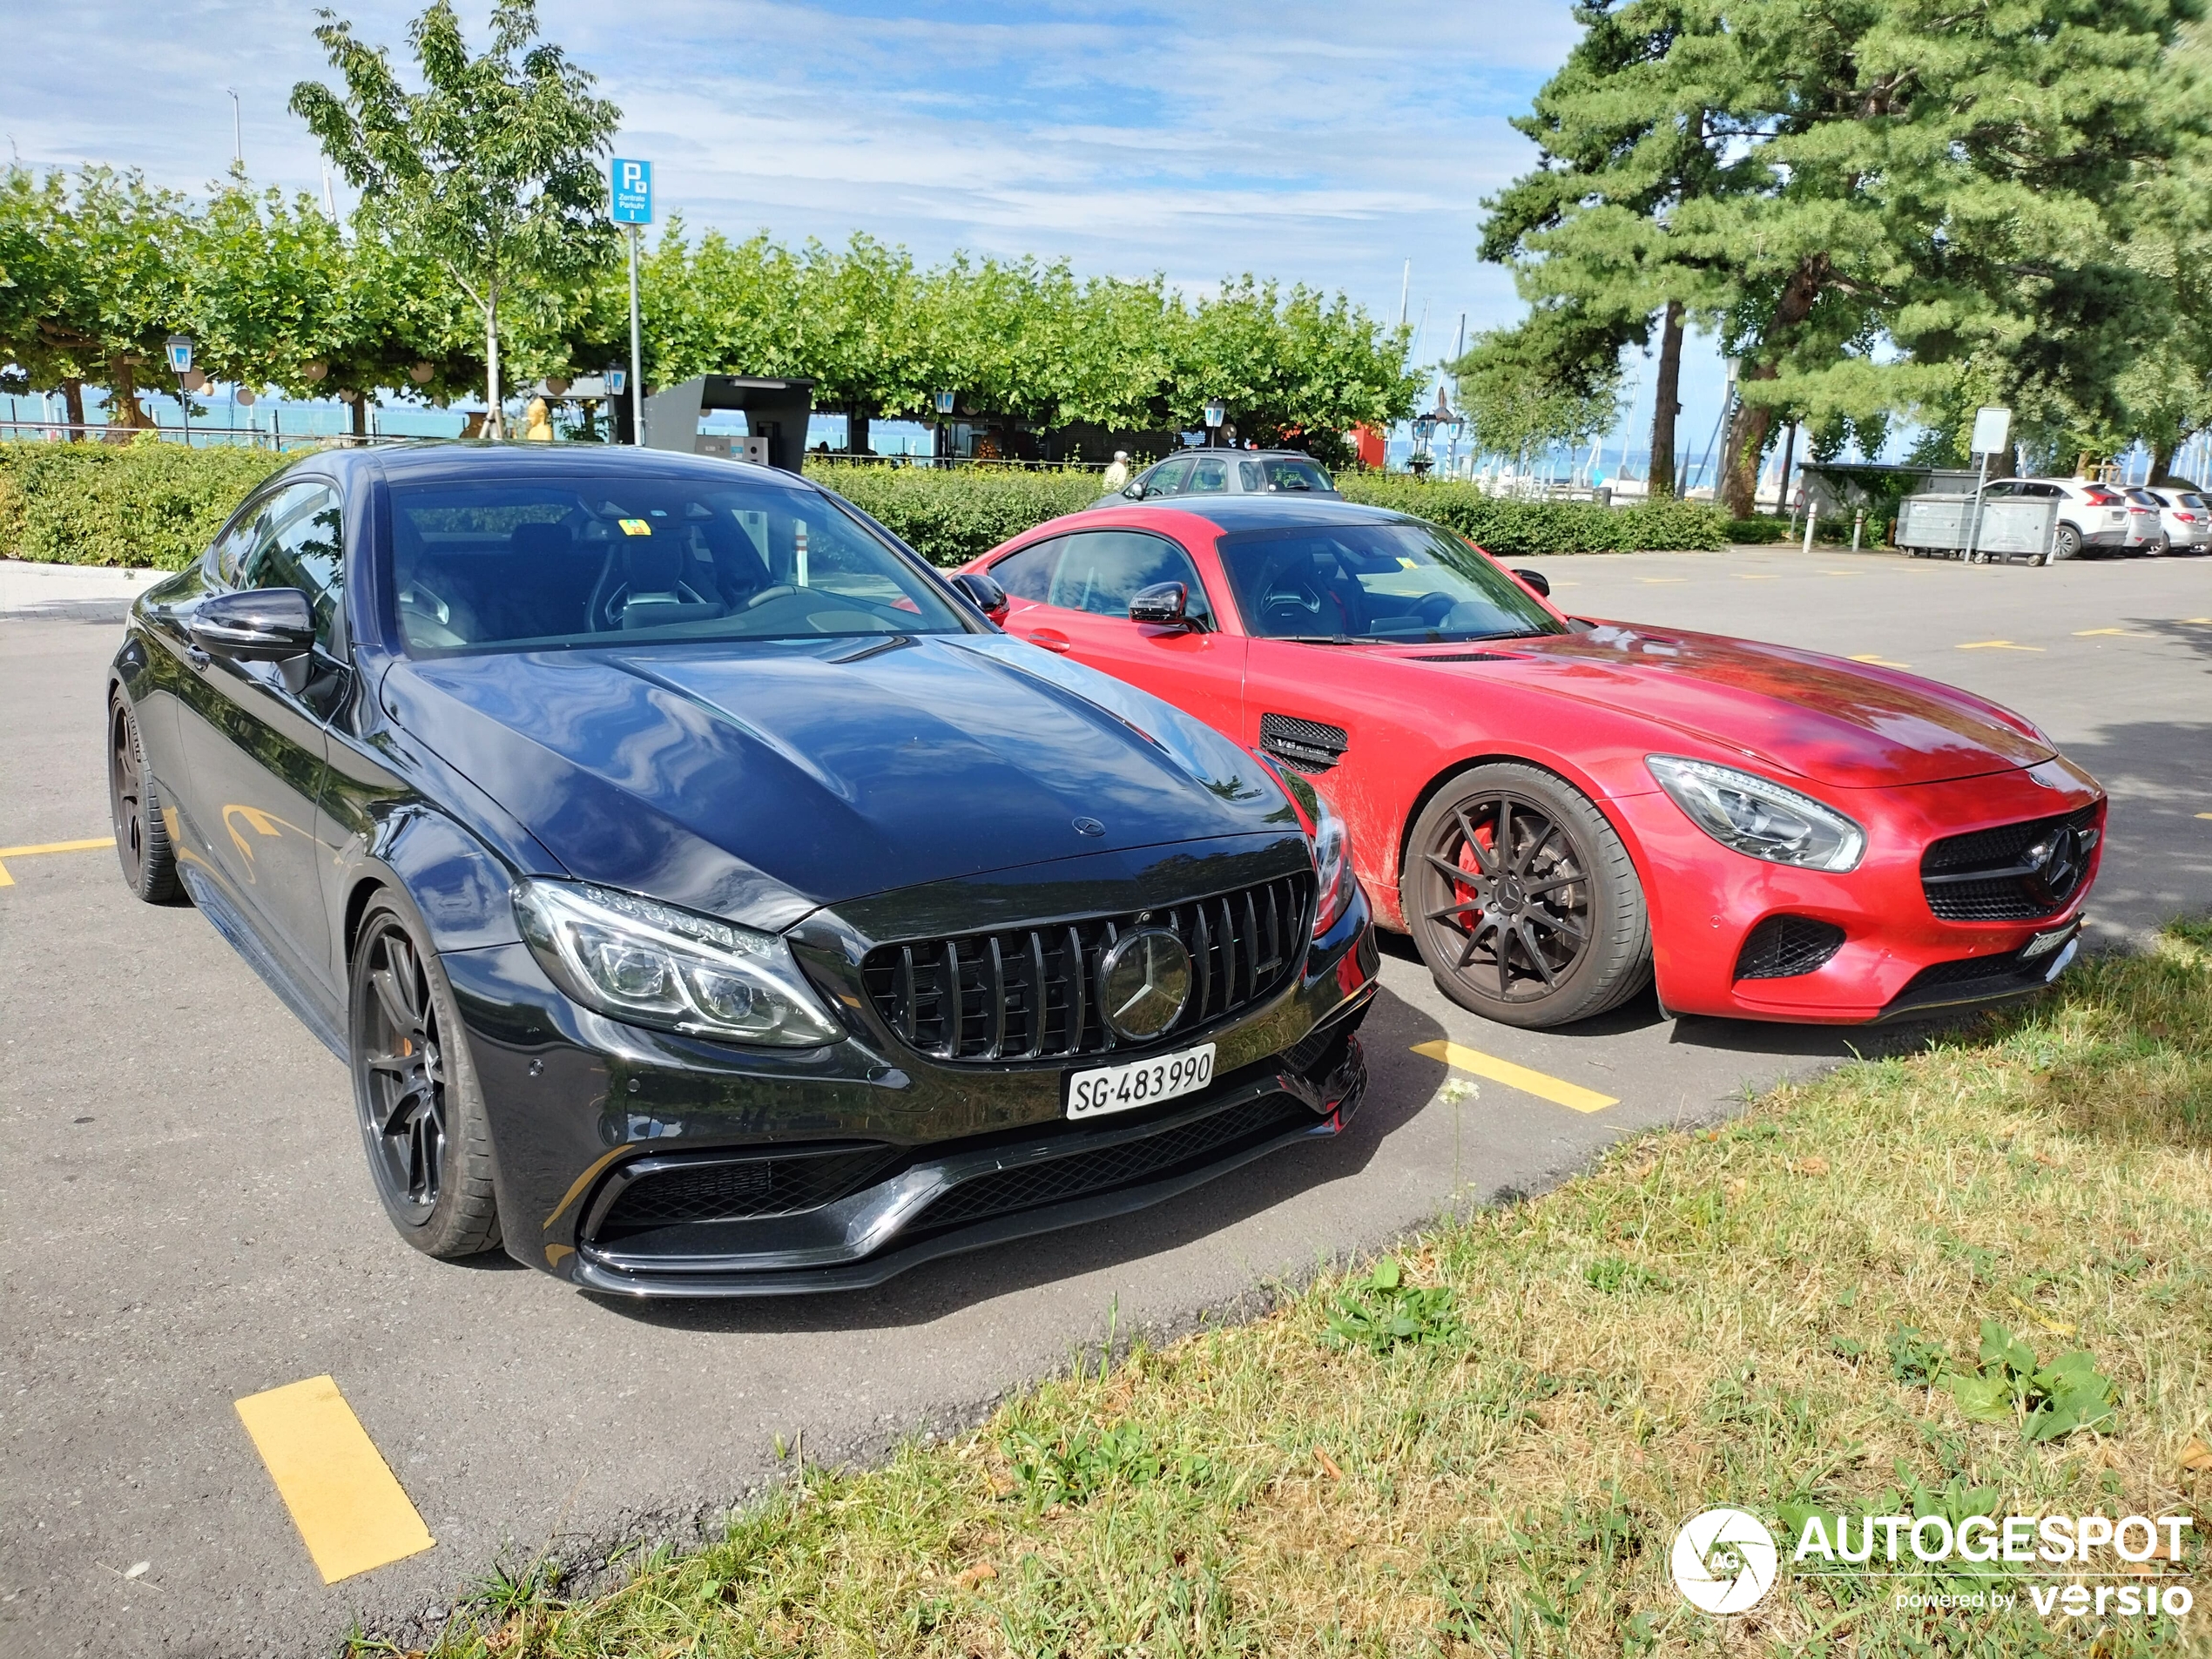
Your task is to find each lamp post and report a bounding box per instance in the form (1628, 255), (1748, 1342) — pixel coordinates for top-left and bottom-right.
(934, 389), (957, 464)
(165, 335), (194, 446)
(1203, 398), (1226, 448)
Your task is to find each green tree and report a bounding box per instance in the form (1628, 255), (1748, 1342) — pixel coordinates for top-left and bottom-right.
(1451, 304), (1627, 468)
(0, 167), (193, 435)
(1479, 2), (1737, 496)
(1686, 0), (2205, 515)
(290, 0), (620, 437)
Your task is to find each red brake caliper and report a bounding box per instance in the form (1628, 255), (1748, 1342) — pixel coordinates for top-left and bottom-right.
(1454, 821), (1494, 933)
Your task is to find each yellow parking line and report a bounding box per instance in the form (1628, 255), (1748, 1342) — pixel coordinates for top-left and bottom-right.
(1849, 653), (1912, 668)
(0, 836), (114, 887)
(1821, 570), (1863, 577)
(1412, 1040), (1618, 1113)
(2074, 628), (2148, 637)
(2198, 813), (2212, 821)
(1737, 572), (1780, 579)
(1956, 640), (2045, 651)
(234, 1376), (435, 1583)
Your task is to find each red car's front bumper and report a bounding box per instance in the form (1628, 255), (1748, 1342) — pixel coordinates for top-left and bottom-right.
(1611, 758), (2104, 1024)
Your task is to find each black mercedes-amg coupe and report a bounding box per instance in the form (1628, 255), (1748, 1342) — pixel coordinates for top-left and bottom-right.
(106, 444), (1376, 1296)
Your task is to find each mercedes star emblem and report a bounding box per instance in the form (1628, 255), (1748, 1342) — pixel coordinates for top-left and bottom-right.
(1096, 928), (1193, 1042)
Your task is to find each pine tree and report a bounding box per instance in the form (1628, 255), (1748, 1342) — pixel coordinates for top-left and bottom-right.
(1477, 2), (1738, 496)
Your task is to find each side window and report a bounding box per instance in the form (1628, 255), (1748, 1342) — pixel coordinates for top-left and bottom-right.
(989, 537), (1064, 602)
(239, 483), (345, 650)
(213, 486), (303, 583)
(1187, 456), (1230, 495)
(1049, 530), (1212, 623)
(1142, 457), (1193, 499)
(1238, 461), (1264, 491)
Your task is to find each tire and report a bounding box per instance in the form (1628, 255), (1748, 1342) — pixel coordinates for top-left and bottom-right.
(348, 895), (502, 1258)
(2051, 523), (2081, 562)
(1405, 763), (1652, 1028)
(108, 691), (182, 904)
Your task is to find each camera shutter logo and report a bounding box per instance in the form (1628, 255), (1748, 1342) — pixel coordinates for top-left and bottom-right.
(1670, 1508), (1779, 1614)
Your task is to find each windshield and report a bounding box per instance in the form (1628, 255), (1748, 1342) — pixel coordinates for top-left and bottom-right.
(386, 471), (968, 654)
(1216, 520), (1562, 644)
(1238, 456), (1334, 493)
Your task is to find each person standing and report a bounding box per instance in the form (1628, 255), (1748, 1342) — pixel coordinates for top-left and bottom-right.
(1101, 449), (1131, 492)
(523, 397), (555, 442)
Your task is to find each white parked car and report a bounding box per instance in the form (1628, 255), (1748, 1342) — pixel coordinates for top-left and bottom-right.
(1978, 478), (2151, 559)
(2134, 485), (2210, 552)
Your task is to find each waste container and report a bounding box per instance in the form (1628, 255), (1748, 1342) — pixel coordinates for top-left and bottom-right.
(1895, 494), (2056, 564)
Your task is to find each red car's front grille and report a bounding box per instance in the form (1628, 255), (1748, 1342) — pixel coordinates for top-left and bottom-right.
(1920, 805), (2097, 921)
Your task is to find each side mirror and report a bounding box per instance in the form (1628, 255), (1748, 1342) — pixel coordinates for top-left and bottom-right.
(1510, 567), (1551, 598)
(190, 588), (315, 661)
(1123, 480), (1146, 499)
(1129, 581), (1192, 626)
(949, 570), (1009, 624)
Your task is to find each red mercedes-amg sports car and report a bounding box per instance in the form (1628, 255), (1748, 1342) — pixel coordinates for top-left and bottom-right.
(954, 495), (2104, 1029)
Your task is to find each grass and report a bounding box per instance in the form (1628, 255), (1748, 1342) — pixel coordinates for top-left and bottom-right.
(386, 925), (2211, 1657)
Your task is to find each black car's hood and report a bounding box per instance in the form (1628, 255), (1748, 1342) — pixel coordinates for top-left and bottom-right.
(386, 633), (1293, 928)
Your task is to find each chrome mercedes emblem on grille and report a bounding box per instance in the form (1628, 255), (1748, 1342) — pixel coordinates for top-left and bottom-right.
(2026, 827), (2083, 904)
(1096, 928), (1193, 1042)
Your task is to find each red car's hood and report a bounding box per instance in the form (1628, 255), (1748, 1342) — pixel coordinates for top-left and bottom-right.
(1408, 624), (2055, 788)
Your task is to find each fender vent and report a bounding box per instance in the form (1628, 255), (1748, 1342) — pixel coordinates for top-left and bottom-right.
(1260, 712), (1348, 773)
(1733, 914), (1845, 981)
(1407, 652), (1514, 664)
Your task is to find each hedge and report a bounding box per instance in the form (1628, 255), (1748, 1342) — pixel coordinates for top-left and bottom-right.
(1334, 472), (1730, 554)
(0, 438), (287, 569)
(0, 442), (1732, 574)
(803, 462), (1103, 567)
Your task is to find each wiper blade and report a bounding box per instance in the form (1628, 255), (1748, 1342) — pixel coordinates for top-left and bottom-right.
(1271, 634), (1374, 644)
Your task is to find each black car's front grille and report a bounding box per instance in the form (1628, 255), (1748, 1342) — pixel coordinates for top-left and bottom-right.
(860, 873), (1312, 1063)
(1921, 805), (2098, 921)
(1733, 914), (1846, 981)
(596, 1146), (900, 1234)
(1259, 712), (1347, 773)
(913, 1095), (1315, 1232)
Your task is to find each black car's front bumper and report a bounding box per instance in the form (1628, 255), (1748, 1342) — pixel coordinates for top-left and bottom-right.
(437, 837), (1379, 1296)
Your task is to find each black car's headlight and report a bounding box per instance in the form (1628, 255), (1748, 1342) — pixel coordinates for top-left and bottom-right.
(512, 880), (842, 1047)
(1645, 755), (1865, 873)
(1309, 787), (1354, 937)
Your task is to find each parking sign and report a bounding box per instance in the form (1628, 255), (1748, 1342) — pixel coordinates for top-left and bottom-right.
(610, 158), (652, 226)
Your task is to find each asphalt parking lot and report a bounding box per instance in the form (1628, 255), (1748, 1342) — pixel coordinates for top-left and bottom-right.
(3, 544), (2209, 1656)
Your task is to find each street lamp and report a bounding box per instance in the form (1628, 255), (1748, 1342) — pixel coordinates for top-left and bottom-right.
(165, 334), (195, 446)
(934, 389), (957, 463)
(1203, 398), (1226, 446)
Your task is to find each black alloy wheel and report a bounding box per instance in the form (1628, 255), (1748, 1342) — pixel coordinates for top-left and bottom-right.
(107, 693), (180, 903)
(1406, 762), (1651, 1028)
(348, 898), (502, 1257)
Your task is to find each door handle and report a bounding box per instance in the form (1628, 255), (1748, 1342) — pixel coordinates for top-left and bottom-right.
(1024, 629), (1072, 654)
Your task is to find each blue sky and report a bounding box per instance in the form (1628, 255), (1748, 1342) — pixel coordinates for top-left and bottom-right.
(3, 0), (1731, 463)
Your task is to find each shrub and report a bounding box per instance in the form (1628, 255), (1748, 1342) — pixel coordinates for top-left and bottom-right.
(0, 438), (288, 569)
(1725, 516), (1792, 543)
(806, 462), (1101, 567)
(1337, 473), (1729, 554)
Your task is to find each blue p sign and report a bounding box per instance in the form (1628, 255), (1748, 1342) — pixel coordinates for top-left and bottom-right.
(610, 158), (652, 226)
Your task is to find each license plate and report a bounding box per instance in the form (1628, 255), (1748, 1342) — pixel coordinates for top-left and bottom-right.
(1067, 1042), (1217, 1121)
(2021, 922), (2077, 961)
